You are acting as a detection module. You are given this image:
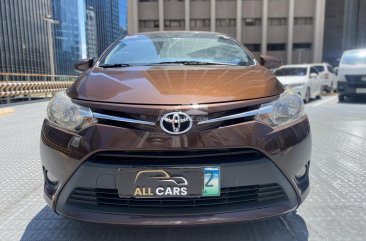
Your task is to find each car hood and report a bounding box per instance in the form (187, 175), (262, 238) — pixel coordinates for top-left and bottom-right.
(276, 76), (307, 86)
(68, 65), (284, 105)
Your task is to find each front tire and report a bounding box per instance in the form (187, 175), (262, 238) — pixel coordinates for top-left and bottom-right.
(316, 86), (322, 99)
(304, 88), (311, 103)
(338, 95), (345, 102)
(325, 85), (331, 93)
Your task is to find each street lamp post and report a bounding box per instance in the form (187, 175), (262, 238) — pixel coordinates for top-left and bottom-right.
(43, 15), (60, 81)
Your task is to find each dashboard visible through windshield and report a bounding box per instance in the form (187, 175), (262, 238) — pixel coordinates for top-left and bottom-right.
(100, 32), (255, 67)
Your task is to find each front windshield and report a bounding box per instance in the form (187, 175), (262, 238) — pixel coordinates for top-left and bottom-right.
(275, 67), (307, 76)
(100, 32), (255, 66)
(341, 50), (366, 65)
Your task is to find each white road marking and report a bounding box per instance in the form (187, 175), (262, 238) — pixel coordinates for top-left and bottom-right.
(308, 96), (337, 107)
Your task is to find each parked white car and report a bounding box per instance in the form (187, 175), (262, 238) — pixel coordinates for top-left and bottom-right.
(313, 63), (337, 92)
(274, 64), (322, 103)
(337, 49), (366, 102)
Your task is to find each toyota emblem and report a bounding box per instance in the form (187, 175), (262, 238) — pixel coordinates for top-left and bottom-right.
(160, 112), (193, 135)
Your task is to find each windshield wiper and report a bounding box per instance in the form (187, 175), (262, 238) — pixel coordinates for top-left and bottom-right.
(99, 63), (130, 68)
(146, 61), (239, 66)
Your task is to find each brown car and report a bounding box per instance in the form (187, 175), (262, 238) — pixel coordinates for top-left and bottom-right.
(41, 31), (311, 225)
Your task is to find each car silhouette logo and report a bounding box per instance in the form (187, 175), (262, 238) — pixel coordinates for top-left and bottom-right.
(134, 170), (188, 186)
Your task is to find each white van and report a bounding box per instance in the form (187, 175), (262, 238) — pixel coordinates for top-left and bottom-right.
(337, 49), (366, 102)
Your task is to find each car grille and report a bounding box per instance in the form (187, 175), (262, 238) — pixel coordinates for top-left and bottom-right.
(92, 104), (260, 132)
(67, 183), (288, 215)
(346, 75), (366, 87)
(87, 148), (264, 165)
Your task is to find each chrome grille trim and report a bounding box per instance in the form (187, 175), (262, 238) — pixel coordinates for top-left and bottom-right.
(197, 105), (273, 125)
(89, 105), (273, 127)
(92, 112), (156, 126)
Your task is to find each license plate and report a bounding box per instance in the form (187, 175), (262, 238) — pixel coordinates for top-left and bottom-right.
(117, 167), (220, 198)
(356, 88), (366, 93)
(202, 167), (221, 197)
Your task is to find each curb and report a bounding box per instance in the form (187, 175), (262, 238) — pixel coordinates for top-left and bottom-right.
(0, 107), (15, 116)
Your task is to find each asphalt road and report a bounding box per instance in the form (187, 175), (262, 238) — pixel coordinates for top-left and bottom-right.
(0, 95), (366, 241)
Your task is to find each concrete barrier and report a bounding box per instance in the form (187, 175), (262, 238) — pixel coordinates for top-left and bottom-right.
(0, 81), (73, 98)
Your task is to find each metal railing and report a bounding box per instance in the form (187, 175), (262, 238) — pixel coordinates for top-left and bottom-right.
(0, 73), (78, 104)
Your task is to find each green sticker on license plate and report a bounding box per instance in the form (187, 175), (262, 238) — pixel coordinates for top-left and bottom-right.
(202, 167), (220, 196)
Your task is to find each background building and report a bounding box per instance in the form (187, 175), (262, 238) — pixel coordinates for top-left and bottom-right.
(0, 0), (52, 76)
(85, 6), (98, 58)
(128, 0), (326, 64)
(85, 0), (121, 56)
(120, 0), (128, 36)
(0, 0), (126, 77)
(52, 0), (84, 75)
(53, 0), (122, 75)
(323, 0), (366, 67)
(2, 0), (365, 77)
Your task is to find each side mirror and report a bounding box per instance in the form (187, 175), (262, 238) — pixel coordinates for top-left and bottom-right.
(334, 67), (339, 76)
(74, 58), (95, 72)
(260, 55), (282, 69)
(310, 73), (318, 79)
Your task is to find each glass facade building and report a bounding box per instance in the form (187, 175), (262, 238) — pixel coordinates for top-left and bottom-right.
(0, 0), (51, 75)
(53, 0), (122, 75)
(85, 6), (98, 58)
(120, 0), (128, 36)
(85, 0), (121, 56)
(52, 0), (84, 75)
(0, 0), (125, 77)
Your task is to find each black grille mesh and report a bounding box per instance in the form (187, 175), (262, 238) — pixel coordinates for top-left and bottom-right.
(68, 183), (287, 214)
(346, 75), (366, 87)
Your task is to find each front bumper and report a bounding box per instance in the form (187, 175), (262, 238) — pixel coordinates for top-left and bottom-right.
(41, 114), (311, 225)
(338, 80), (366, 97)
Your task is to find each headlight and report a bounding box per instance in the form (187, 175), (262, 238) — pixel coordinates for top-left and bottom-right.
(254, 89), (305, 127)
(47, 91), (96, 131)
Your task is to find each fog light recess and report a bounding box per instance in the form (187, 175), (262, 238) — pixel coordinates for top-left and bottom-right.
(294, 162), (310, 194)
(43, 167), (59, 197)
